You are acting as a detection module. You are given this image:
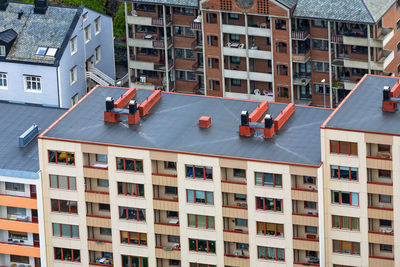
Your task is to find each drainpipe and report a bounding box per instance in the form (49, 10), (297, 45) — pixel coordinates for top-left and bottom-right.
(162, 5), (170, 91)
(328, 21), (333, 108)
(245, 13), (250, 98)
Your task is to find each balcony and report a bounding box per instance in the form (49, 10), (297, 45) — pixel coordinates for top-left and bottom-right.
(153, 198), (179, 212)
(293, 73), (311, 86)
(224, 241), (249, 266)
(343, 50), (394, 71)
(223, 217), (248, 243)
(292, 30), (310, 40)
(369, 243), (394, 262)
(155, 234), (180, 260)
(293, 224), (319, 251)
(367, 143), (391, 160)
(191, 18), (201, 31)
(0, 241), (40, 258)
(294, 249), (319, 266)
(89, 250), (113, 266)
(128, 36), (173, 49)
(130, 56), (174, 72)
(126, 11), (171, 27)
(88, 226), (112, 252)
(154, 209), (180, 235)
(340, 27), (394, 48)
(368, 206), (393, 220)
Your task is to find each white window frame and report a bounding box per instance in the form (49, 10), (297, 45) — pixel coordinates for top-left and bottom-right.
(94, 17), (101, 35)
(70, 36), (77, 55)
(70, 66), (77, 85)
(0, 73), (7, 89)
(95, 46), (101, 63)
(82, 12), (88, 22)
(84, 25), (91, 43)
(24, 75), (42, 93)
(0, 45), (5, 57)
(71, 93), (78, 105)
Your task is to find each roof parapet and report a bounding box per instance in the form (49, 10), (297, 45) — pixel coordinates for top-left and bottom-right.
(114, 88), (136, 108)
(382, 80), (400, 112)
(249, 101), (269, 122)
(139, 90), (162, 117)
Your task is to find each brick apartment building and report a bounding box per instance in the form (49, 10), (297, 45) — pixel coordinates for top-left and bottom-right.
(37, 74), (400, 266)
(124, 0), (400, 106)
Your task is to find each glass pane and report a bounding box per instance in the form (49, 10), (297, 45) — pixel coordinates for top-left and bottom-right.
(257, 222), (265, 234)
(352, 218), (359, 230)
(266, 223), (275, 235)
(198, 240), (207, 252)
(186, 165), (193, 177)
(126, 183), (135, 196)
(330, 140), (338, 153)
(276, 224), (284, 237)
(63, 248), (72, 261)
(117, 158), (124, 170)
(277, 248), (285, 261)
(189, 239), (196, 251)
(206, 192), (214, 204)
(137, 184), (144, 196)
(59, 200), (69, 213)
(258, 246), (265, 258)
(69, 177), (76, 190)
(267, 247), (276, 260)
(275, 174), (282, 187)
(275, 199), (282, 211)
(125, 159), (135, 171)
(264, 173), (273, 186)
(194, 166), (204, 179)
(135, 160), (143, 172)
(340, 167), (349, 180)
(50, 175), (58, 188)
(255, 172), (263, 185)
(341, 192), (350, 204)
(207, 216), (215, 229)
(342, 216), (351, 229)
(331, 166), (339, 179)
(342, 241), (351, 254)
(49, 151), (56, 163)
(58, 176), (68, 189)
(197, 215), (206, 228)
(353, 242), (360, 255)
(138, 209), (145, 221)
(350, 142), (357, 155)
(71, 225), (79, 238)
(57, 152), (67, 164)
(208, 240), (215, 253)
(333, 240), (340, 253)
(61, 224), (71, 237)
(187, 190), (194, 203)
(54, 247), (62, 260)
(119, 207), (126, 219)
(53, 223), (60, 236)
(351, 168), (358, 181)
(351, 193), (358, 206)
(188, 214), (196, 227)
(332, 215), (340, 228)
(332, 191), (339, 203)
(339, 141), (348, 154)
(196, 191), (205, 203)
(205, 167), (212, 180)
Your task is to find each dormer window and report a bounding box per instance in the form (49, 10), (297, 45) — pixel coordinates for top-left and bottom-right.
(36, 47), (57, 57)
(0, 45), (5, 56)
(36, 47), (47, 56)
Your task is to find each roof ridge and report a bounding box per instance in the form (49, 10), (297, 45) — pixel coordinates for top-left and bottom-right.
(360, 0), (377, 23)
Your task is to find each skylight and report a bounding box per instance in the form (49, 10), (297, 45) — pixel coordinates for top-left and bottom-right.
(36, 47), (47, 56)
(46, 48), (57, 57)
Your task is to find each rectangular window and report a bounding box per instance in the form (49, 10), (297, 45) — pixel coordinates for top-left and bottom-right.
(313, 61), (329, 72)
(331, 191), (359, 206)
(99, 227), (111, 235)
(7, 207), (26, 216)
(379, 194), (392, 203)
(165, 186), (177, 195)
(189, 238), (216, 253)
(312, 19), (327, 28)
(164, 161), (176, 170)
(256, 222), (284, 237)
(380, 219), (392, 227)
(24, 76), (42, 92)
(185, 165), (212, 180)
(95, 46), (101, 63)
(48, 150), (75, 165)
(173, 7), (194, 15)
(256, 197), (283, 212)
(275, 19), (286, 30)
(95, 17), (101, 34)
(117, 182), (144, 197)
(234, 193), (246, 201)
(187, 214), (214, 229)
(0, 73), (7, 89)
(258, 246), (285, 261)
(233, 168), (245, 177)
(229, 34), (240, 42)
(305, 226), (317, 233)
(332, 215), (359, 231)
(10, 255), (29, 264)
(120, 231), (147, 246)
(116, 157), (143, 172)
(97, 179), (109, 187)
(52, 223), (79, 238)
(314, 83), (330, 95)
(304, 201), (317, 209)
(187, 190), (214, 205)
(235, 218), (247, 226)
(330, 140), (358, 155)
(255, 172), (282, 187)
(121, 255), (148, 267)
(119, 206), (146, 222)
(331, 165), (358, 181)
(332, 240), (360, 255)
(0, 45), (5, 56)
(232, 79), (241, 86)
(5, 182), (25, 192)
(9, 231), (28, 240)
(70, 66), (77, 85)
(84, 25), (91, 43)
(230, 56), (241, 64)
(51, 199), (78, 214)
(49, 175), (76, 190)
(54, 247), (80, 262)
(70, 36), (77, 55)
(99, 203), (110, 211)
(312, 39), (329, 50)
(303, 176), (316, 184)
(167, 211), (178, 218)
(380, 244), (392, 252)
(174, 26), (194, 37)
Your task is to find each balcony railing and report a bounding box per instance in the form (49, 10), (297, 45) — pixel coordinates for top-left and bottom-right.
(151, 16), (171, 26)
(292, 30), (309, 40)
(191, 21), (202, 30)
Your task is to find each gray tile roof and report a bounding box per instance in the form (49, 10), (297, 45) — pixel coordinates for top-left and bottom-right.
(127, 0), (198, 7)
(324, 75), (400, 135)
(43, 87), (333, 166)
(278, 0), (298, 8)
(293, 0), (395, 23)
(0, 2), (81, 65)
(0, 102), (65, 175)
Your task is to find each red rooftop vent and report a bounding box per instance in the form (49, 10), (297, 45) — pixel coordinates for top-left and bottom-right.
(249, 101), (269, 122)
(274, 103), (295, 131)
(382, 80), (400, 112)
(199, 116), (211, 128)
(139, 90), (162, 116)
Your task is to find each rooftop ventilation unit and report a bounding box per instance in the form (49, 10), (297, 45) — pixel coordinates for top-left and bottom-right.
(199, 116), (211, 128)
(34, 0), (48, 14)
(382, 81), (400, 112)
(19, 124), (38, 148)
(0, 0), (8, 11)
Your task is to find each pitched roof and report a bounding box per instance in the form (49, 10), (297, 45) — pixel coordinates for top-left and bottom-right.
(0, 2), (82, 65)
(126, 0), (198, 8)
(0, 29), (17, 43)
(278, 0), (298, 8)
(293, 0), (395, 23)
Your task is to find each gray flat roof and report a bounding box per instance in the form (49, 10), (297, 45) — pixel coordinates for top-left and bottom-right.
(324, 75), (400, 135)
(42, 86), (332, 166)
(0, 2), (81, 65)
(0, 102), (65, 175)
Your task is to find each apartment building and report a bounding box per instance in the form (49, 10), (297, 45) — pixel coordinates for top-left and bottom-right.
(320, 74), (400, 267)
(0, 101), (65, 267)
(125, 0), (400, 107)
(38, 84), (333, 266)
(0, 0), (115, 108)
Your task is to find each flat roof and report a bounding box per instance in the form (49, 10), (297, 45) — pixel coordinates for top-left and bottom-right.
(0, 102), (66, 176)
(42, 86), (332, 166)
(324, 75), (400, 135)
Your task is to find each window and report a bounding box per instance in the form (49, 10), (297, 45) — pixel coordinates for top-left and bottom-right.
(330, 140), (358, 155)
(116, 157), (143, 172)
(99, 203), (110, 211)
(256, 222), (284, 237)
(314, 83), (330, 95)
(275, 19), (286, 30)
(118, 182), (144, 197)
(24, 76), (41, 92)
(230, 56), (241, 64)
(313, 61), (329, 72)
(165, 186), (177, 195)
(185, 165), (212, 180)
(176, 70), (196, 81)
(276, 42), (287, 53)
(380, 244), (392, 252)
(235, 218), (247, 226)
(99, 227), (111, 235)
(7, 207), (26, 216)
(312, 19), (327, 28)
(331, 191), (359, 206)
(256, 197), (283, 212)
(304, 201), (317, 209)
(312, 39), (329, 50)
(70, 36), (77, 55)
(168, 235), (180, 243)
(10, 255), (29, 264)
(82, 12), (88, 21)
(5, 182), (24, 192)
(258, 246), (285, 261)
(277, 65), (288, 75)
(70, 66), (77, 85)
(48, 150), (75, 165)
(164, 161), (176, 170)
(95, 17), (101, 34)
(51, 199), (78, 214)
(167, 211), (178, 218)
(173, 7), (194, 15)
(50, 175), (76, 190)
(0, 73), (7, 89)
(380, 220), (392, 227)
(97, 179), (108, 187)
(54, 247), (80, 262)
(121, 255), (148, 267)
(120, 231), (147, 246)
(52, 223), (79, 238)
(119, 206), (146, 221)
(229, 34), (240, 42)
(351, 45), (368, 54)
(332, 215), (359, 230)
(187, 190), (214, 205)
(169, 260), (180, 266)
(174, 26), (194, 37)
(9, 231), (28, 240)
(255, 172), (282, 187)
(36, 47), (47, 56)
(189, 238), (216, 253)
(228, 13), (239, 19)
(332, 240), (360, 255)
(46, 48), (57, 57)
(303, 176), (316, 184)
(305, 226), (317, 233)
(233, 168), (245, 177)
(379, 194), (392, 203)
(234, 193), (247, 201)
(96, 154), (107, 162)
(278, 86), (289, 98)
(176, 48), (195, 60)
(84, 25), (91, 43)
(0, 45), (5, 56)
(331, 165), (358, 181)
(188, 214), (215, 229)
(231, 79), (241, 86)
(95, 46), (101, 63)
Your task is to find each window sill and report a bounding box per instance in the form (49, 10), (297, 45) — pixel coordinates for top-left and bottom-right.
(24, 89), (42, 94)
(0, 87), (8, 90)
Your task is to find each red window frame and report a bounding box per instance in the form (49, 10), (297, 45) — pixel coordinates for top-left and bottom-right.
(257, 246), (285, 261)
(332, 215), (359, 231)
(331, 165), (358, 180)
(185, 165), (213, 180)
(48, 150), (75, 165)
(54, 247), (80, 262)
(257, 222), (284, 237)
(51, 199), (78, 214)
(164, 161), (176, 170)
(188, 238), (216, 254)
(116, 157), (143, 172)
(49, 175), (76, 190)
(256, 197), (283, 212)
(52, 223), (79, 238)
(379, 194), (392, 203)
(329, 140), (358, 155)
(186, 190), (214, 205)
(255, 172), (282, 188)
(304, 201), (317, 210)
(117, 182), (144, 197)
(121, 255), (147, 267)
(120, 231), (147, 246)
(187, 214), (214, 229)
(331, 191), (358, 206)
(119, 206), (146, 222)
(332, 240), (360, 255)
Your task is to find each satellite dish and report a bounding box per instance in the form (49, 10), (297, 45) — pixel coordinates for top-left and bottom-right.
(263, 89), (268, 95)
(254, 89), (261, 95)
